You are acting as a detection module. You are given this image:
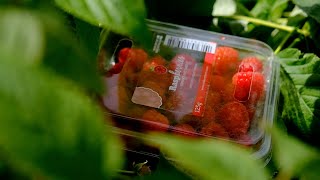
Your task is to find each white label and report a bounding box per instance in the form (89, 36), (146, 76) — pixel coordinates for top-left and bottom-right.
(163, 35), (217, 54)
(153, 35), (163, 53)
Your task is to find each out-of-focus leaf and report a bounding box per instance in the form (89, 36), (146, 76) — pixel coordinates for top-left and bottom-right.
(38, 11), (103, 93)
(212, 0), (237, 16)
(0, 9), (103, 93)
(0, 60), (123, 179)
(293, 0), (320, 23)
(277, 48), (320, 139)
(271, 127), (320, 177)
(251, 0), (289, 21)
(300, 160), (320, 180)
(0, 9), (44, 65)
(74, 18), (101, 58)
(146, 135), (269, 180)
(54, 0), (151, 47)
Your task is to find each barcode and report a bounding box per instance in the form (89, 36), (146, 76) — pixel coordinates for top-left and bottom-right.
(163, 35), (216, 54)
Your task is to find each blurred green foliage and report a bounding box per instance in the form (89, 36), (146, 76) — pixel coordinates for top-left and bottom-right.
(0, 0), (320, 179)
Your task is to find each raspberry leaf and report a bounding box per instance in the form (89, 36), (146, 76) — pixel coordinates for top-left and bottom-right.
(292, 0), (320, 23)
(277, 48), (320, 140)
(251, 0), (289, 21)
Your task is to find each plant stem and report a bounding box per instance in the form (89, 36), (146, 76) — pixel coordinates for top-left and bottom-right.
(117, 170), (136, 175)
(225, 15), (310, 36)
(275, 31), (294, 54)
(288, 37), (302, 49)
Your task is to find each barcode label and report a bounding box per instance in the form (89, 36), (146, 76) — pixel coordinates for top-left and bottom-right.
(163, 35), (216, 54)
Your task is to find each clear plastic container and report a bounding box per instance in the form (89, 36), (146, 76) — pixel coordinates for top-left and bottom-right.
(99, 20), (280, 148)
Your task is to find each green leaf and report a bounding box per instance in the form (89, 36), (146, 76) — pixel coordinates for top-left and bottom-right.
(38, 11), (103, 93)
(0, 9), (45, 65)
(300, 160), (320, 180)
(251, 0), (289, 21)
(74, 18), (101, 58)
(277, 48), (320, 139)
(0, 9), (103, 94)
(267, 6), (307, 50)
(146, 135), (269, 180)
(212, 0), (237, 16)
(271, 127), (320, 177)
(0, 60), (123, 179)
(293, 0), (320, 23)
(54, 0), (151, 47)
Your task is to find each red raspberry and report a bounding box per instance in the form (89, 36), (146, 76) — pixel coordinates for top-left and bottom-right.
(179, 105), (216, 128)
(217, 102), (250, 139)
(240, 56), (263, 72)
(232, 71), (253, 102)
(232, 72), (265, 102)
(213, 46), (239, 75)
(243, 73), (265, 121)
(125, 48), (148, 72)
(206, 91), (222, 111)
(126, 104), (149, 118)
(200, 107), (216, 127)
(172, 124), (197, 137)
(118, 48), (131, 64)
(246, 107), (256, 122)
(108, 63), (124, 75)
(143, 55), (167, 71)
(210, 75), (225, 93)
(221, 83), (235, 103)
(141, 109), (169, 132)
(200, 121), (229, 138)
(250, 73), (265, 97)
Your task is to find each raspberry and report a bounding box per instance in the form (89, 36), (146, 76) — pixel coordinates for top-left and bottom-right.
(213, 46), (239, 75)
(172, 124), (197, 137)
(126, 104), (149, 118)
(232, 72), (265, 102)
(118, 48), (130, 64)
(199, 107), (216, 127)
(240, 56), (263, 72)
(165, 92), (194, 111)
(143, 55), (167, 72)
(206, 90), (222, 110)
(118, 65), (139, 88)
(200, 121), (229, 138)
(217, 102), (250, 139)
(141, 109), (169, 132)
(221, 83), (235, 103)
(164, 93), (183, 111)
(210, 75), (225, 93)
(246, 107), (256, 122)
(232, 71), (253, 102)
(179, 106), (215, 128)
(250, 73), (265, 97)
(125, 48), (148, 72)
